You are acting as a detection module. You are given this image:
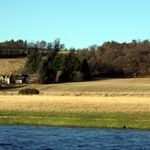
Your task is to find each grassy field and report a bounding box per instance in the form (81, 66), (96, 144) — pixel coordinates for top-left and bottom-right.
(1, 95), (150, 112)
(1, 78), (150, 97)
(0, 95), (150, 129)
(34, 78), (150, 96)
(0, 111), (149, 129)
(0, 57), (150, 129)
(0, 58), (27, 75)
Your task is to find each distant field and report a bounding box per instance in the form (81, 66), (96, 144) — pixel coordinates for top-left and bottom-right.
(1, 78), (150, 96)
(36, 78), (150, 96)
(0, 58), (27, 75)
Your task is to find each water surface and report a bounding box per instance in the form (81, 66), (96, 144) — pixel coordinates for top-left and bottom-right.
(0, 125), (150, 150)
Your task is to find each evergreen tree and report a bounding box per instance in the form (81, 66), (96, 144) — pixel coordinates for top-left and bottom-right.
(39, 59), (56, 84)
(81, 59), (91, 80)
(61, 52), (81, 81)
(23, 48), (42, 74)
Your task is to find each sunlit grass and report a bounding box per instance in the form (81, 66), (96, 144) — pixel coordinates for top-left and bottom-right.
(2, 78), (150, 96)
(0, 96), (149, 129)
(0, 95), (150, 113)
(0, 58), (27, 74)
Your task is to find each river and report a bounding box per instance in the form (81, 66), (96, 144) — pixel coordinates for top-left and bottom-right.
(0, 125), (150, 150)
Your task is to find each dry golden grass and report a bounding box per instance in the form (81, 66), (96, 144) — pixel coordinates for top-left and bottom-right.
(1, 78), (150, 97)
(29, 78), (150, 95)
(0, 58), (27, 75)
(0, 95), (150, 113)
(3, 78), (150, 97)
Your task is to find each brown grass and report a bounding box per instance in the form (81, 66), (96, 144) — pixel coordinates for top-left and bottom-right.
(0, 58), (27, 75)
(0, 95), (150, 113)
(2, 78), (150, 97)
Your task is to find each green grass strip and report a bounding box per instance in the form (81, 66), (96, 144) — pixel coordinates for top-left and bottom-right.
(0, 110), (149, 129)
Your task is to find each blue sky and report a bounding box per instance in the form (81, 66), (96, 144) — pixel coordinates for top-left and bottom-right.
(0, 0), (150, 48)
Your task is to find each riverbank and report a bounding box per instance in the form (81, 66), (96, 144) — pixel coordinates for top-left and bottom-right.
(0, 95), (150, 129)
(0, 111), (150, 129)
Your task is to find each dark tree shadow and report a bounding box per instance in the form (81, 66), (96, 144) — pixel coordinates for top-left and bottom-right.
(0, 84), (27, 91)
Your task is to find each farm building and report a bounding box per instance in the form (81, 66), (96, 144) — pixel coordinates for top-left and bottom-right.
(0, 74), (28, 84)
(0, 75), (11, 84)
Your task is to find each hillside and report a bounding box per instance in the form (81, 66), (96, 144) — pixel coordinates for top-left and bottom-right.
(0, 58), (27, 75)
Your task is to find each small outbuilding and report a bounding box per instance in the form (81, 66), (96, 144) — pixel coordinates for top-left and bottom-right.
(0, 74), (28, 84)
(14, 74), (29, 84)
(0, 75), (11, 84)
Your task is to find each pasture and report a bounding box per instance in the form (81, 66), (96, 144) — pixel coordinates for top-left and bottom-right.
(1, 78), (150, 97)
(0, 57), (150, 129)
(0, 95), (149, 129)
(0, 58), (27, 75)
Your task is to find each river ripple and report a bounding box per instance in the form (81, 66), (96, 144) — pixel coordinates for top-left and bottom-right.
(0, 125), (150, 150)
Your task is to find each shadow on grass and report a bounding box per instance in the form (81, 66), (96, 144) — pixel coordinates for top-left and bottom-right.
(0, 84), (27, 91)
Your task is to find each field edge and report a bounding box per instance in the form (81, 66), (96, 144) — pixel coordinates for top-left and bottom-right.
(0, 111), (149, 130)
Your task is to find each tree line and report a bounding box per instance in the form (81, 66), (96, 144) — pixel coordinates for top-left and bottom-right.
(77, 40), (150, 77)
(1, 39), (150, 80)
(23, 39), (91, 83)
(0, 39), (64, 58)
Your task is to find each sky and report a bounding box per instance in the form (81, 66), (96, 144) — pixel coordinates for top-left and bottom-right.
(0, 0), (150, 48)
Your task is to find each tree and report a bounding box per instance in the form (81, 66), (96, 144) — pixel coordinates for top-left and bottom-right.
(52, 39), (64, 52)
(39, 59), (56, 84)
(81, 59), (91, 80)
(61, 52), (81, 81)
(47, 42), (52, 50)
(23, 48), (42, 74)
(39, 40), (47, 49)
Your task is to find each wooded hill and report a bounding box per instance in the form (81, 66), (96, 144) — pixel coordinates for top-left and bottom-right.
(0, 39), (150, 78)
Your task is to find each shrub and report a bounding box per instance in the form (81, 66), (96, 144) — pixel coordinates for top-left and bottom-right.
(19, 88), (40, 95)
